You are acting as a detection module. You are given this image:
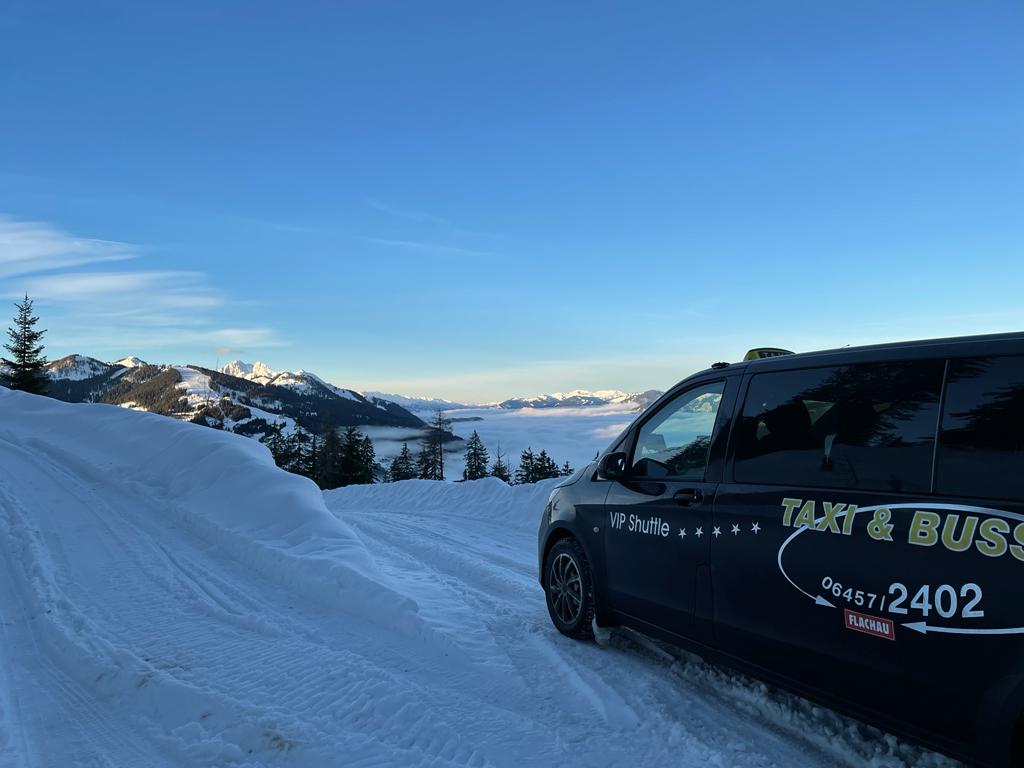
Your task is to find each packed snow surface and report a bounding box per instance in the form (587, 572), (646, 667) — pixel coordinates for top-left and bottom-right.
(0, 389), (957, 767)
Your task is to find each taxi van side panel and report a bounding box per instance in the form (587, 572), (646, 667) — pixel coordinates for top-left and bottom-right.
(711, 347), (1024, 766)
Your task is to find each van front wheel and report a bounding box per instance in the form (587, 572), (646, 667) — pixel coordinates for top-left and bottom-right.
(544, 538), (595, 640)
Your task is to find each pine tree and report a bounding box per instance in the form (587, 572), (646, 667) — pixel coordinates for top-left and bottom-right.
(515, 447), (536, 485)
(2, 294), (48, 395)
(416, 440), (439, 480)
(462, 430), (490, 481)
(263, 427), (286, 466)
(560, 460), (574, 477)
(427, 409), (453, 481)
(317, 427), (343, 489)
(358, 435), (376, 484)
(338, 426), (365, 486)
(534, 449), (561, 480)
(490, 442), (511, 483)
(389, 442), (417, 481)
(303, 433), (319, 479)
(285, 430), (310, 476)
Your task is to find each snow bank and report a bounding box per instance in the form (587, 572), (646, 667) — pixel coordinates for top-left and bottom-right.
(0, 388), (418, 633)
(325, 475), (563, 532)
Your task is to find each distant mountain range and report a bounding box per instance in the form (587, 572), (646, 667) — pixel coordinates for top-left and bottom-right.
(42, 355), (425, 442)
(363, 392), (478, 412)
(494, 389), (663, 410)
(366, 388), (662, 412)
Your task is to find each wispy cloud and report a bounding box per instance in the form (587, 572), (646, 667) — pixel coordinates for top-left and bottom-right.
(365, 198), (497, 239)
(0, 214), (284, 356)
(17, 270), (219, 306)
(355, 235), (499, 259)
(0, 215), (135, 278)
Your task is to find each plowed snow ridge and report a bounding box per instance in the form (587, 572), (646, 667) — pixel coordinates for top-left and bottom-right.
(0, 389), (958, 767)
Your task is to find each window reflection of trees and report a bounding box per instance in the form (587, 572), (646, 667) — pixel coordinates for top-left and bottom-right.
(942, 358), (1024, 452)
(799, 361), (944, 447)
(736, 360), (945, 492)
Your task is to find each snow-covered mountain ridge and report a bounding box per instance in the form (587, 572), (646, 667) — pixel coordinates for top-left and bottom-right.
(363, 391), (477, 412)
(40, 354), (425, 442)
(45, 353), (117, 381)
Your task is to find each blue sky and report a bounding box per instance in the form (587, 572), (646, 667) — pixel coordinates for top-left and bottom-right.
(1, 1), (1021, 401)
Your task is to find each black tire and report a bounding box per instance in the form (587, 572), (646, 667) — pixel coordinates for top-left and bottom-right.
(544, 537), (595, 640)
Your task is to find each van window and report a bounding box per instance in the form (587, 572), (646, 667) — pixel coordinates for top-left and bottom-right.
(936, 356), (1024, 501)
(631, 382), (724, 479)
(734, 360), (944, 492)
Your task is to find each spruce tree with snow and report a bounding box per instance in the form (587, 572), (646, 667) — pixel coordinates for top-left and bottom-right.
(389, 442), (417, 481)
(490, 442), (511, 483)
(1, 294), (48, 394)
(560, 460), (574, 476)
(462, 430), (490, 481)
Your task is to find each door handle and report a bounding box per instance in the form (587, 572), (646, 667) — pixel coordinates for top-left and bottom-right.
(673, 488), (704, 506)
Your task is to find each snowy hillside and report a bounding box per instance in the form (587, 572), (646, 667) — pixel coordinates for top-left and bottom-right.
(45, 353), (115, 381)
(42, 356), (425, 442)
(0, 389), (956, 767)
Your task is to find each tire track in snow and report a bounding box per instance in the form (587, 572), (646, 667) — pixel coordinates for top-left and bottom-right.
(0, 434), (503, 767)
(334, 493), (961, 768)
(343, 508), (787, 766)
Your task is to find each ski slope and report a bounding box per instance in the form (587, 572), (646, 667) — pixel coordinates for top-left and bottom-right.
(0, 389), (957, 767)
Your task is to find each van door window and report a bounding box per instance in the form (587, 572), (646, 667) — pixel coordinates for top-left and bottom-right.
(631, 382), (724, 479)
(936, 355), (1024, 501)
(734, 360), (944, 492)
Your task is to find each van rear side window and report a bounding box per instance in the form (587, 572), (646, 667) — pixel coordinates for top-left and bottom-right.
(734, 360), (945, 493)
(936, 355), (1024, 501)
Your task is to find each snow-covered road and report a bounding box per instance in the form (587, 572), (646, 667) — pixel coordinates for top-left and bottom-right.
(0, 389), (958, 767)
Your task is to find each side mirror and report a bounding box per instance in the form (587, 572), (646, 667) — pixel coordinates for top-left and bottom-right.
(597, 451), (628, 481)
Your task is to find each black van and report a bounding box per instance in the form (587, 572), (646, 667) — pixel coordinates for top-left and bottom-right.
(538, 333), (1024, 767)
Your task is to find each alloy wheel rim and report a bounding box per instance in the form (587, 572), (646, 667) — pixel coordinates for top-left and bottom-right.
(549, 552), (583, 625)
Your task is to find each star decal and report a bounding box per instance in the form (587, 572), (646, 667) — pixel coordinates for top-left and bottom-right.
(731, 524), (740, 536)
(695, 527), (704, 538)
(678, 528), (687, 540)
(751, 522), (761, 534)
(712, 526), (722, 538)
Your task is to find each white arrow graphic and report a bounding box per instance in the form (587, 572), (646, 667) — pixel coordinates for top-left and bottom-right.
(777, 526), (836, 608)
(903, 622), (1024, 636)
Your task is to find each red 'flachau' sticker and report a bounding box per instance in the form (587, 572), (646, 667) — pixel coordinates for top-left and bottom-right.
(844, 609), (895, 641)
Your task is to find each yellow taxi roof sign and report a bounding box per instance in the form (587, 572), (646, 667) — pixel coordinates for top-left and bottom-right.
(743, 347), (794, 361)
